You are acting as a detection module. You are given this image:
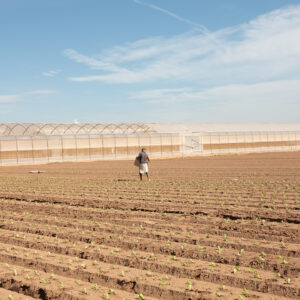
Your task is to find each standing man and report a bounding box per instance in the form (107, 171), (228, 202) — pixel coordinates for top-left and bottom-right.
(137, 148), (150, 181)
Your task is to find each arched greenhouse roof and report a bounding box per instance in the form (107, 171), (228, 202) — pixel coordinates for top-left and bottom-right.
(0, 123), (156, 136)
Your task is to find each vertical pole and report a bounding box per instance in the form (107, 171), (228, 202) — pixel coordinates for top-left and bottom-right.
(46, 136), (50, 162)
(126, 135), (129, 158)
(114, 135), (117, 158)
(101, 134), (104, 159)
(0, 138), (2, 165)
(16, 136), (19, 164)
(61, 135), (64, 161)
(31, 136), (35, 163)
(160, 134), (163, 157)
(88, 134), (91, 161)
(75, 135), (78, 160)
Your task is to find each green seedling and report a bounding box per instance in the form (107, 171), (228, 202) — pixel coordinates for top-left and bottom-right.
(138, 294), (144, 299)
(83, 288), (88, 295)
(13, 269), (17, 276)
(8, 295), (13, 300)
(102, 294), (109, 299)
(50, 273), (55, 280)
(40, 279), (46, 284)
(253, 273), (260, 279)
(186, 280), (192, 290)
(215, 290), (222, 297)
(237, 249), (245, 256)
(108, 289), (115, 294)
(243, 288), (249, 296)
(284, 278), (291, 284)
(92, 284), (98, 290)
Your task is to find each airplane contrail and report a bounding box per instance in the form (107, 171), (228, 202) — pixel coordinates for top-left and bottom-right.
(133, 0), (211, 35)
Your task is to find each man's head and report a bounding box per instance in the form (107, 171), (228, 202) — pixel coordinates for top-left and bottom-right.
(141, 148), (146, 152)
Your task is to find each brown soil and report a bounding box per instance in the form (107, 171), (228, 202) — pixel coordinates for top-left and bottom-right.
(0, 151), (299, 299)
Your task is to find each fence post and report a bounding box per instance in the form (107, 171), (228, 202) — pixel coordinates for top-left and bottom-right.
(46, 136), (50, 162)
(114, 135), (117, 158)
(61, 135), (64, 161)
(16, 136), (19, 164)
(0, 138), (2, 165)
(88, 134), (91, 161)
(160, 134), (163, 157)
(75, 134), (78, 160)
(31, 136), (35, 163)
(126, 135), (129, 158)
(101, 134), (104, 159)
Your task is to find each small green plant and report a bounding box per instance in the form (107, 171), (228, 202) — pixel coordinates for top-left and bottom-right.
(138, 294), (144, 299)
(186, 280), (192, 290)
(284, 278), (291, 284)
(215, 290), (222, 297)
(83, 287), (88, 295)
(243, 288), (248, 296)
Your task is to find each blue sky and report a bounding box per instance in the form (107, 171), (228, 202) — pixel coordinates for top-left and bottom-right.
(1, 0), (300, 123)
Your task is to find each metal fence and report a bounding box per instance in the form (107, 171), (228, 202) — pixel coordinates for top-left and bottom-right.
(0, 131), (299, 165)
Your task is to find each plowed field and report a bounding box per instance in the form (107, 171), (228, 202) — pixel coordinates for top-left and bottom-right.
(0, 151), (299, 300)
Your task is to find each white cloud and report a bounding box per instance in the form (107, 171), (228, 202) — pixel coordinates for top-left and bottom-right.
(131, 80), (300, 104)
(64, 4), (300, 85)
(0, 90), (56, 103)
(42, 70), (61, 77)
